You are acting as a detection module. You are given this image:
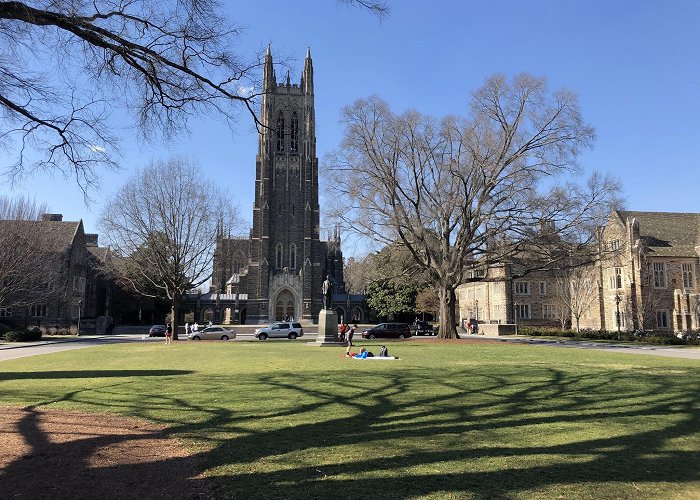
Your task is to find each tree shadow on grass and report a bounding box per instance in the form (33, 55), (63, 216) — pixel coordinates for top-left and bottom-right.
(185, 367), (700, 499)
(0, 370), (193, 381)
(1, 364), (698, 499)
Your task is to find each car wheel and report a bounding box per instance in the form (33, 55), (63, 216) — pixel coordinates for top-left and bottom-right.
(192, 335), (201, 341)
(288, 333), (297, 340)
(398, 334), (405, 339)
(221, 335), (229, 341)
(258, 333), (268, 341)
(369, 333), (376, 340)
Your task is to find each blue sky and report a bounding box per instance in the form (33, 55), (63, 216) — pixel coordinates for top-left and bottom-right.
(6, 1), (700, 256)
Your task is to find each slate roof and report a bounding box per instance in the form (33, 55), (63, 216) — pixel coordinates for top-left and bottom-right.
(614, 210), (700, 258)
(0, 219), (81, 253)
(88, 246), (110, 262)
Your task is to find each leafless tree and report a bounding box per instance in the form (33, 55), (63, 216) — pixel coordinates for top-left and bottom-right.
(0, 196), (68, 320)
(326, 74), (621, 338)
(0, 0), (388, 191)
(552, 267), (598, 332)
(99, 157), (242, 339)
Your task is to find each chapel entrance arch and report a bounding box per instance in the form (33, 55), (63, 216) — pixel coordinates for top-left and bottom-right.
(275, 289), (296, 321)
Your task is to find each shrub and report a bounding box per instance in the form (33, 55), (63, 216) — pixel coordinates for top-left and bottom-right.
(3, 328), (43, 342)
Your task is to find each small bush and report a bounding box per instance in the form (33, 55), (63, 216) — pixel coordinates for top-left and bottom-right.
(3, 328), (43, 342)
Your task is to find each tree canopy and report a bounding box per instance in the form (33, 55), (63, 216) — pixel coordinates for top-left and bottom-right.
(327, 74), (621, 338)
(99, 156), (241, 338)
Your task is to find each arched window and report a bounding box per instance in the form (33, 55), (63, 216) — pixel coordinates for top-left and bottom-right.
(290, 112), (299, 152)
(233, 250), (246, 274)
(275, 244), (283, 269)
(290, 244), (297, 270)
(276, 112), (285, 152)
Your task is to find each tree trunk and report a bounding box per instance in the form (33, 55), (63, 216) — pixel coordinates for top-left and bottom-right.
(437, 285), (457, 339)
(171, 294), (180, 341)
(575, 316), (580, 333)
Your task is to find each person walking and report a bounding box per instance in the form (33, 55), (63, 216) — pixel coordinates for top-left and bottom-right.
(165, 323), (173, 345)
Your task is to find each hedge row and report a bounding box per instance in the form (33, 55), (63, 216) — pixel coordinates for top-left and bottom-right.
(3, 328), (43, 342)
(518, 327), (699, 345)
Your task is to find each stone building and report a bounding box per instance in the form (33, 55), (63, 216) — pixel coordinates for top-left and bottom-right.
(456, 263), (566, 330)
(457, 210), (700, 334)
(211, 47), (345, 324)
(579, 210), (700, 332)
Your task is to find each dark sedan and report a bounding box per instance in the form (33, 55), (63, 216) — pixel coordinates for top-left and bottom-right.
(148, 325), (167, 337)
(361, 322), (412, 339)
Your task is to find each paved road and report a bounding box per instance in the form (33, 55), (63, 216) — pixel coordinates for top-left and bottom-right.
(1, 332), (698, 362)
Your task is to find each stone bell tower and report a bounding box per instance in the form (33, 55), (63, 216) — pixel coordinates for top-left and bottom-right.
(244, 46), (324, 323)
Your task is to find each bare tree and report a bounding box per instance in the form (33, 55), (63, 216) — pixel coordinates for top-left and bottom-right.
(0, 0), (388, 190)
(99, 157), (242, 339)
(552, 267), (598, 332)
(326, 74), (621, 338)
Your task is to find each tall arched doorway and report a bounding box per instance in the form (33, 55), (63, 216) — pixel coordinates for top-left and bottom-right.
(275, 289), (296, 321)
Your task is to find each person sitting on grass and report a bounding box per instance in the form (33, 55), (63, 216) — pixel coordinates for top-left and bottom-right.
(354, 347), (374, 359)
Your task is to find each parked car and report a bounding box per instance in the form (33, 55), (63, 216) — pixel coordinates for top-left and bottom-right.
(410, 321), (435, 336)
(254, 322), (304, 340)
(361, 323), (412, 339)
(148, 325), (166, 337)
(188, 326), (235, 341)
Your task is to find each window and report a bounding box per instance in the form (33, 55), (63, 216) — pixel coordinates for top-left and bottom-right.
(492, 304), (502, 318)
(539, 282), (546, 295)
(543, 304), (555, 319)
(72, 276), (86, 293)
(30, 304), (48, 317)
(0, 307), (11, 318)
(275, 244), (283, 269)
(653, 262), (667, 288)
(515, 281), (530, 294)
(656, 310), (669, 329)
(289, 244), (297, 270)
(609, 268), (622, 289)
(290, 112), (299, 152)
(276, 112), (285, 152)
(609, 239), (620, 251)
(682, 263), (694, 288)
(515, 304), (530, 319)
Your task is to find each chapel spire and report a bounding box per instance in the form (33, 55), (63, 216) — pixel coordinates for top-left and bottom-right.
(302, 47), (314, 94)
(263, 44), (276, 91)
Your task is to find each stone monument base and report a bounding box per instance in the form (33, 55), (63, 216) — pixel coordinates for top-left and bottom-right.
(309, 309), (343, 347)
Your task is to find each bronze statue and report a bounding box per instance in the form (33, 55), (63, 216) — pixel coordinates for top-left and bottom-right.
(322, 276), (333, 310)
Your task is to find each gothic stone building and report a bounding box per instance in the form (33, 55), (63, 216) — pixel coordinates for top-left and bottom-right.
(212, 48), (344, 324)
(580, 210), (700, 332)
(457, 210), (700, 334)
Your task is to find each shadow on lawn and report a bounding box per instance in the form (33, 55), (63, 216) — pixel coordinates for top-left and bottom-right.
(2, 365), (698, 499)
(185, 367), (700, 499)
(0, 369), (193, 381)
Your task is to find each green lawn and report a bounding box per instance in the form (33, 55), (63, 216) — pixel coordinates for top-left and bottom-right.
(1, 340), (698, 499)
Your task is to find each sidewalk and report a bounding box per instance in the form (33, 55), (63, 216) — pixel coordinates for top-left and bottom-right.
(462, 332), (700, 360)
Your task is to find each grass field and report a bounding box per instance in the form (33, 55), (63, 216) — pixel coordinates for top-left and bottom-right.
(1, 340), (698, 499)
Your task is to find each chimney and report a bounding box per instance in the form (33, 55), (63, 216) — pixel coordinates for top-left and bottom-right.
(85, 234), (99, 247)
(41, 213), (63, 222)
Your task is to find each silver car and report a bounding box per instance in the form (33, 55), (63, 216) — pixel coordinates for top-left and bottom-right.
(188, 326), (235, 341)
(254, 322), (304, 340)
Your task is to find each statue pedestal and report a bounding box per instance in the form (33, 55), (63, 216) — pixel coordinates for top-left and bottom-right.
(310, 309), (342, 346)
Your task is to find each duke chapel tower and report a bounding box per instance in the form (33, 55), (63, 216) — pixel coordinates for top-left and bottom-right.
(212, 47), (345, 324)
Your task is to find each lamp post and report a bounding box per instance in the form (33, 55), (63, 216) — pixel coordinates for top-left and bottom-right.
(614, 293), (621, 340)
(475, 299), (479, 334)
(77, 299), (82, 336)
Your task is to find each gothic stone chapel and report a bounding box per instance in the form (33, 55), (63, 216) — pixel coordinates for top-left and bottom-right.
(212, 47), (345, 324)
